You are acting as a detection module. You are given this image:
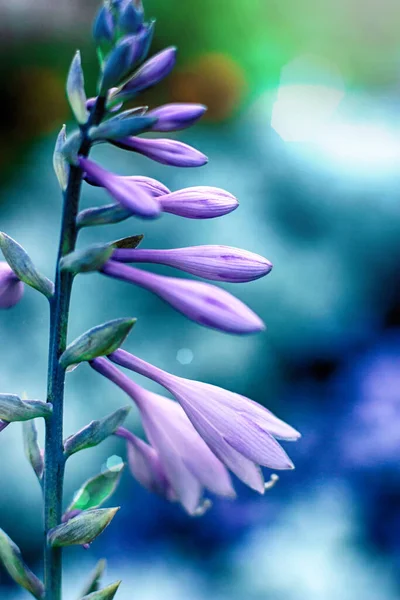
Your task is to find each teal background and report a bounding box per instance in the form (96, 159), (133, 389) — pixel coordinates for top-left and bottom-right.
(1, 1), (400, 598)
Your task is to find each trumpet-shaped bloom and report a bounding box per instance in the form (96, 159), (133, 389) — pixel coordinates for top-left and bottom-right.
(101, 260), (265, 334)
(104, 349), (300, 493)
(112, 245), (273, 283)
(148, 103), (207, 132)
(112, 136), (208, 167)
(78, 157), (160, 219)
(91, 358), (235, 513)
(0, 262), (24, 309)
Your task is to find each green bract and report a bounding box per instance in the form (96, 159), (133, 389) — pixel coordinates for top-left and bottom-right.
(48, 508), (120, 548)
(60, 318), (136, 368)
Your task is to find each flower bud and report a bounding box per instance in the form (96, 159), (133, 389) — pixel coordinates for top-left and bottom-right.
(112, 136), (208, 167)
(148, 103), (207, 132)
(0, 262), (24, 309)
(118, 0), (144, 34)
(93, 5), (115, 46)
(115, 47), (177, 98)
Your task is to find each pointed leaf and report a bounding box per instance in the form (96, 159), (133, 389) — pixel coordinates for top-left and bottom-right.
(89, 116), (156, 142)
(112, 235), (144, 249)
(64, 407), (130, 457)
(53, 125), (69, 191)
(67, 51), (90, 124)
(67, 464), (124, 513)
(0, 394), (52, 422)
(60, 318), (136, 368)
(81, 581), (121, 600)
(79, 559), (107, 597)
(60, 244), (114, 275)
(62, 131), (82, 165)
(77, 204), (131, 229)
(23, 420), (44, 480)
(0, 233), (54, 299)
(0, 528), (44, 599)
(48, 508), (119, 547)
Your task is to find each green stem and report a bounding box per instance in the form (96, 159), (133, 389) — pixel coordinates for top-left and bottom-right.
(43, 97), (106, 600)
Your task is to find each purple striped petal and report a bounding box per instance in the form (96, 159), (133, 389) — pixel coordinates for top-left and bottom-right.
(112, 245), (272, 283)
(101, 260), (265, 334)
(0, 262), (24, 309)
(158, 186), (238, 219)
(78, 157), (160, 219)
(112, 137), (208, 167)
(117, 47), (177, 96)
(148, 103), (207, 132)
(92, 359), (235, 513)
(108, 350), (299, 491)
(116, 428), (172, 498)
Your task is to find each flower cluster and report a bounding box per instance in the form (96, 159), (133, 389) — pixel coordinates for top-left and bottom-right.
(0, 0), (300, 518)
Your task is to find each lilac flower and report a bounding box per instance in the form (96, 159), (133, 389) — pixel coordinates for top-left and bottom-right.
(115, 47), (177, 97)
(101, 260), (265, 334)
(148, 103), (207, 132)
(112, 245), (273, 283)
(158, 186), (239, 219)
(102, 350), (300, 492)
(0, 262), (24, 309)
(78, 157), (160, 219)
(91, 358), (235, 513)
(0, 420), (9, 433)
(111, 136), (208, 167)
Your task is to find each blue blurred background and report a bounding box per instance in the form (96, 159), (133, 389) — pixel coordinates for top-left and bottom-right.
(2, 0), (400, 598)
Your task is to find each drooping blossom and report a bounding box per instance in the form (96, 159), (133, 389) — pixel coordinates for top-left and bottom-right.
(78, 157), (160, 219)
(0, 262), (24, 309)
(101, 260), (265, 334)
(112, 245), (272, 283)
(91, 357), (235, 513)
(100, 350), (300, 493)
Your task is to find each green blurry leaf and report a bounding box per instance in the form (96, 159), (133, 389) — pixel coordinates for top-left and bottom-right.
(23, 420), (44, 481)
(60, 318), (136, 369)
(0, 528), (44, 599)
(60, 244), (114, 275)
(77, 204), (131, 229)
(67, 51), (89, 125)
(0, 394), (52, 422)
(81, 581), (121, 600)
(53, 125), (69, 191)
(0, 233), (54, 299)
(79, 559), (107, 597)
(48, 508), (119, 548)
(67, 464), (124, 513)
(64, 407), (130, 457)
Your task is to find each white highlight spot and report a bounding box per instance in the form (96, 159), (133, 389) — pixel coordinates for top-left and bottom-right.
(176, 348), (194, 365)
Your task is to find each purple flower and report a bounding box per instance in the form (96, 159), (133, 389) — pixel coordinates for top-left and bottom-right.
(112, 245), (273, 283)
(0, 262), (24, 309)
(91, 359), (235, 513)
(111, 137), (208, 167)
(101, 260), (265, 334)
(78, 157), (160, 219)
(104, 350), (300, 493)
(148, 103), (207, 132)
(116, 47), (177, 96)
(0, 420), (9, 433)
(158, 186), (239, 219)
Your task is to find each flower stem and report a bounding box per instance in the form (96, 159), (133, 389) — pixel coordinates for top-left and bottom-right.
(43, 97), (106, 600)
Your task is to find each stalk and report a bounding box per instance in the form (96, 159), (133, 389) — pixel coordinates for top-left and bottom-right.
(43, 97), (106, 600)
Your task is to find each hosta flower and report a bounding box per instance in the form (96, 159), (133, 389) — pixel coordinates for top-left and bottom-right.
(158, 186), (239, 219)
(91, 357), (235, 513)
(112, 245), (273, 283)
(101, 260), (265, 334)
(0, 262), (24, 309)
(148, 103), (207, 132)
(112, 136), (208, 167)
(78, 157), (160, 219)
(102, 350), (300, 493)
(115, 46), (177, 97)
